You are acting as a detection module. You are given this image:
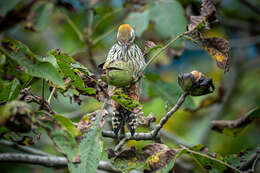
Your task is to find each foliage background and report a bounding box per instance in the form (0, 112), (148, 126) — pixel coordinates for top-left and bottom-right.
(0, 0), (260, 172)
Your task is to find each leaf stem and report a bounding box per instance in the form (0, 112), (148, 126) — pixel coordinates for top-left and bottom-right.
(142, 32), (188, 73)
(88, 10), (94, 36)
(92, 25), (118, 46)
(184, 148), (244, 173)
(60, 9), (84, 42)
(47, 87), (55, 104)
(41, 79), (45, 106)
(92, 8), (122, 35)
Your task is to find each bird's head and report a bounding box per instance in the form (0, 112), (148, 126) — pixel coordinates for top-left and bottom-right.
(117, 24), (135, 55)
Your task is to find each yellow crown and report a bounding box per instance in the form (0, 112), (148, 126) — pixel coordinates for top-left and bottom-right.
(118, 24), (132, 33)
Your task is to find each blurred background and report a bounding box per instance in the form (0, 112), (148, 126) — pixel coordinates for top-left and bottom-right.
(0, 0), (260, 172)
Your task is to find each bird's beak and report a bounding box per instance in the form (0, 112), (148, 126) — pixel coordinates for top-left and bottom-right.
(122, 44), (127, 56)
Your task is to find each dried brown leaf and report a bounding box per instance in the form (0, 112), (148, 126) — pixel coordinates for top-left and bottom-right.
(187, 16), (204, 31)
(187, 0), (217, 31)
(142, 143), (169, 159)
(115, 146), (142, 160)
(77, 110), (106, 134)
(142, 143), (178, 172)
(201, 0), (216, 19)
(144, 41), (157, 53)
(139, 113), (156, 127)
(203, 37), (230, 73)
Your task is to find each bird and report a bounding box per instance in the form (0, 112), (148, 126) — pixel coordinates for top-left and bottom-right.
(103, 24), (146, 136)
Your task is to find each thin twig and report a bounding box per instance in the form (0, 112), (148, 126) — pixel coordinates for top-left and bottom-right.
(183, 148), (243, 173)
(151, 92), (188, 137)
(141, 32), (188, 73)
(85, 9), (98, 72)
(211, 106), (260, 132)
(0, 153), (120, 172)
(92, 25), (118, 46)
(61, 9), (84, 42)
(92, 8), (122, 35)
(47, 87), (55, 104)
(114, 137), (129, 152)
(41, 79), (45, 107)
(102, 92), (188, 142)
(0, 140), (51, 156)
(88, 10), (94, 36)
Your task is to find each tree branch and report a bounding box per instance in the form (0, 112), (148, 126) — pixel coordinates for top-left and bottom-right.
(102, 92), (188, 142)
(0, 153), (120, 172)
(211, 106), (259, 132)
(0, 153), (66, 167)
(151, 92), (188, 137)
(0, 140), (51, 156)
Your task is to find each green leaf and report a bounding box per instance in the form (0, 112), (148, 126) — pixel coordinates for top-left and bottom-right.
(69, 111), (103, 173)
(183, 147), (243, 173)
(1, 40), (65, 89)
(0, 79), (21, 104)
(0, 101), (33, 133)
(144, 45), (162, 56)
(141, 143), (180, 172)
(111, 89), (142, 112)
(224, 146), (260, 171)
(0, 53), (32, 84)
(48, 49), (95, 94)
(53, 114), (81, 138)
(125, 10), (149, 37)
(189, 144), (206, 151)
(40, 115), (80, 163)
(150, 81), (196, 109)
(148, 0), (187, 47)
(70, 62), (91, 76)
(212, 107), (260, 136)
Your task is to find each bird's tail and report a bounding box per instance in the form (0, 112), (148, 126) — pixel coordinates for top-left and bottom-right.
(112, 105), (137, 136)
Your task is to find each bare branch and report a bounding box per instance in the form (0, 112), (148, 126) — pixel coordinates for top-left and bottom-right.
(0, 153), (120, 172)
(0, 153), (66, 167)
(102, 130), (159, 140)
(211, 106), (260, 134)
(114, 137), (129, 152)
(102, 92), (188, 142)
(151, 92), (188, 137)
(0, 140), (51, 157)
